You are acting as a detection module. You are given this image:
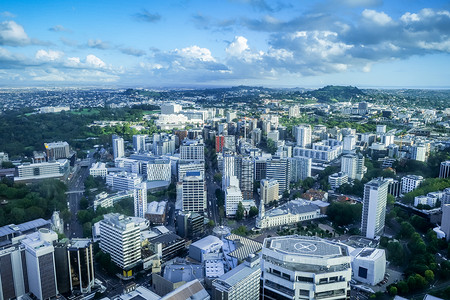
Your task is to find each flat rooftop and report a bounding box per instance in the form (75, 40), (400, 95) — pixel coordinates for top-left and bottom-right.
(267, 236), (343, 257)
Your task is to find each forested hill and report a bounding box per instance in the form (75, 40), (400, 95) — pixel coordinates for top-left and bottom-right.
(303, 85), (365, 103)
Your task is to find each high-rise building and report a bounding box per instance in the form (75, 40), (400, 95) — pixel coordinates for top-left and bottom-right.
(411, 144), (427, 162)
(44, 141), (70, 160)
(106, 172), (142, 191)
(161, 103), (182, 115)
(225, 177), (244, 217)
(261, 235), (351, 300)
(146, 158), (171, 181)
(250, 128), (262, 146)
(289, 156), (311, 182)
(178, 160), (205, 182)
(22, 229), (59, 300)
(401, 175), (423, 194)
(134, 182), (147, 218)
(180, 139), (205, 161)
(226, 111), (236, 123)
(239, 157), (254, 200)
(254, 156), (268, 181)
(361, 178), (389, 239)
(440, 161), (450, 178)
(341, 153), (365, 180)
(112, 135), (125, 159)
(216, 135), (225, 153)
(288, 105), (300, 118)
(212, 254), (261, 300)
(0, 244), (29, 300)
(343, 135), (356, 153)
(376, 125), (386, 134)
(266, 157), (289, 195)
(99, 213), (141, 272)
(181, 171), (207, 212)
(67, 239), (95, 293)
(133, 134), (147, 153)
(261, 179), (279, 205)
(441, 204), (450, 241)
(294, 124), (311, 148)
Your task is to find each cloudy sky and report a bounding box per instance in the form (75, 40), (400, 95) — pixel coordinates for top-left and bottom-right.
(1, 0), (450, 88)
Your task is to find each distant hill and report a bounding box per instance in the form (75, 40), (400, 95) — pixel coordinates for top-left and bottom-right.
(303, 85), (365, 103)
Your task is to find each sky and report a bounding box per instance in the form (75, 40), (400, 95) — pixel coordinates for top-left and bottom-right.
(1, 0), (450, 88)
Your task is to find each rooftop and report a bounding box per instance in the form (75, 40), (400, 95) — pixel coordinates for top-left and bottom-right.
(265, 199), (320, 218)
(266, 236), (345, 258)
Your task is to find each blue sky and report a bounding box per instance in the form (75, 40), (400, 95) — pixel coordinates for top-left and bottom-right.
(1, 0), (450, 88)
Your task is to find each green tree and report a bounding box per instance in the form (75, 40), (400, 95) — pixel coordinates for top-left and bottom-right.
(327, 202), (362, 226)
(424, 270), (434, 283)
(235, 202), (245, 221)
(389, 286), (398, 296)
(249, 206), (258, 218)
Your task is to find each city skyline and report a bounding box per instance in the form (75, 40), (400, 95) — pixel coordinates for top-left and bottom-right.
(1, 0), (450, 88)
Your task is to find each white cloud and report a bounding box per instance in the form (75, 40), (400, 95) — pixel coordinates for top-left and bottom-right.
(362, 9), (393, 26)
(35, 49), (64, 61)
(87, 39), (110, 50)
(0, 20), (30, 46)
(86, 54), (106, 68)
(226, 36), (250, 56)
(176, 45), (216, 62)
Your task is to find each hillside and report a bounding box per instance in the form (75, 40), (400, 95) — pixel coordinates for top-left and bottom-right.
(304, 85), (365, 103)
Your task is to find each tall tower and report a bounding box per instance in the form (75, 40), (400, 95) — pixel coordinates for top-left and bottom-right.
(361, 178), (389, 239)
(182, 171), (207, 212)
(132, 134), (147, 153)
(112, 135), (125, 159)
(134, 182), (147, 218)
(294, 124), (311, 148)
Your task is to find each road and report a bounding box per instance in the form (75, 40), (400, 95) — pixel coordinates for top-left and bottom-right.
(66, 152), (93, 238)
(206, 159), (220, 225)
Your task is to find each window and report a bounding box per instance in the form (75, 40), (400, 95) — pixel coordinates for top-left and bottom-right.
(358, 266), (368, 279)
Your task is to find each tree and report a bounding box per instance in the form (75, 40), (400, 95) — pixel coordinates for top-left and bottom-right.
(387, 194), (395, 206)
(249, 206), (258, 218)
(424, 270), (434, 283)
(397, 281), (409, 295)
(213, 173), (222, 184)
(387, 241), (404, 265)
(389, 286), (398, 296)
(301, 177), (315, 190)
(282, 190), (290, 199)
(327, 202), (362, 226)
(235, 202), (245, 221)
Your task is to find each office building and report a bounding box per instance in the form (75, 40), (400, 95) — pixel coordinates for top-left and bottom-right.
(99, 213), (141, 271)
(67, 239), (95, 293)
(181, 171), (207, 212)
(89, 162), (107, 177)
(112, 135), (125, 159)
(376, 125), (386, 134)
(401, 175), (424, 194)
(261, 235), (351, 300)
(441, 204), (450, 241)
(289, 156), (311, 182)
(147, 228), (186, 262)
(411, 144), (427, 162)
(266, 157), (289, 195)
(350, 248), (386, 286)
(15, 159), (69, 181)
(439, 161), (450, 178)
(289, 105), (300, 118)
(146, 201), (167, 225)
(106, 172), (143, 191)
(22, 229), (59, 300)
(256, 199), (322, 229)
(386, 178), (401, 198)
(381, 134), (395, 147)
(226, 111), (236, 123)
(261, 179), (279, 205)
(361, 178), (389, 239)
(0, 244), (28, 300)
(341, 153), (365, 180)
(254, 156), (268, 181)
(216, 135), (225, 153)
(44, 141), (70, 160)
(180, 139), (205, 161)
(134, 182), (148, 218)
(212, 254), (261, 300)
(147, 157), (171, 181)
(343, 135), (356, 153)
(239, 157), (254, 200)
(178, 160), (205, 181)
(267, 131), (279, 143)
(152, 133), (176, 156)
(176, 211), (205, 239)
(251, 128), (262, 145)
(294, 124), (312, 148)
(329, 172), (349, 190)
(161, 103), (182, 115)
(133, 134), (147, 153)
(293, 140), (342, 162)
(225, 177), (244, 217)
(189, 235), (223, 263)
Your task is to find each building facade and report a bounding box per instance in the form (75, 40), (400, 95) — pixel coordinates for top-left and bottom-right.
(361, 178), (389, 239)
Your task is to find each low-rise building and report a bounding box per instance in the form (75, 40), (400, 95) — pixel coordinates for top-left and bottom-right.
(350, 247), (386, 285)
(89, 162), (107, 177)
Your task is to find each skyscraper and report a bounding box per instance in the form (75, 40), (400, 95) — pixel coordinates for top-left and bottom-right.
(289, 156), (312, 182)
(294, 124), (312, 148)
(182, 171), (207, 212)
(260, 179), (279, 205)
(112, 135), (125, 159)
(341, 153), (365, 180)
(134, 182), (147, 218)
(132, 134), (147, 153)
(67, 239), (95, 293)
(240, 157), (254, 200)
(361, 178), (389, 239)
(440, 161), (450, 178)
(266, 157), (289, 195)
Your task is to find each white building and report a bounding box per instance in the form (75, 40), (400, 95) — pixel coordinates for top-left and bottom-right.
(15, 159), (69, 181)
(261, 179), (279, 205)
(343, 135), (356, 153)
(401, 175), (424, 194)
(99, 213), (141, 270)
(181, 171), (207, 212)
(161, 103), (182, 115)
(178, 160), (205, 181)
(442, 204), (450, 241)
(289, 105), (300, 118)
(180, 139), (205, 161)
(134, 182), (147, 218)
(411, 144), (427, 162)
(106, 172), (143, 191)
(22, 229), (59, 300)
(289, 156), (312, 182)
(266, 157), (289, 195)
(0, 151), (9, 164)
(261, 235), (352, 300)
(350, 248), (386, 285)
(256, 199), (323, 229)
(225, 177), (244, 217)
(44, 141), (70, 160)
(341, 152), (365, 180)
(89, 162), (107, 177)
(380, 134), (395, 147)
(414, 195), (437, 207)
(293, 140), (342, 162)
(147, 158), (171, 181)
(115, 157), (140, 174)
(294, 124), (312, 148)
(361, 178), (389, 239)
(212, 254), (261, 300)
(112, 135), (125, 159)
(133, 134), (147, 153)
(329, 172), (349, 190)
(376, 125), (386, 134)
(267, 130), (279, 143)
